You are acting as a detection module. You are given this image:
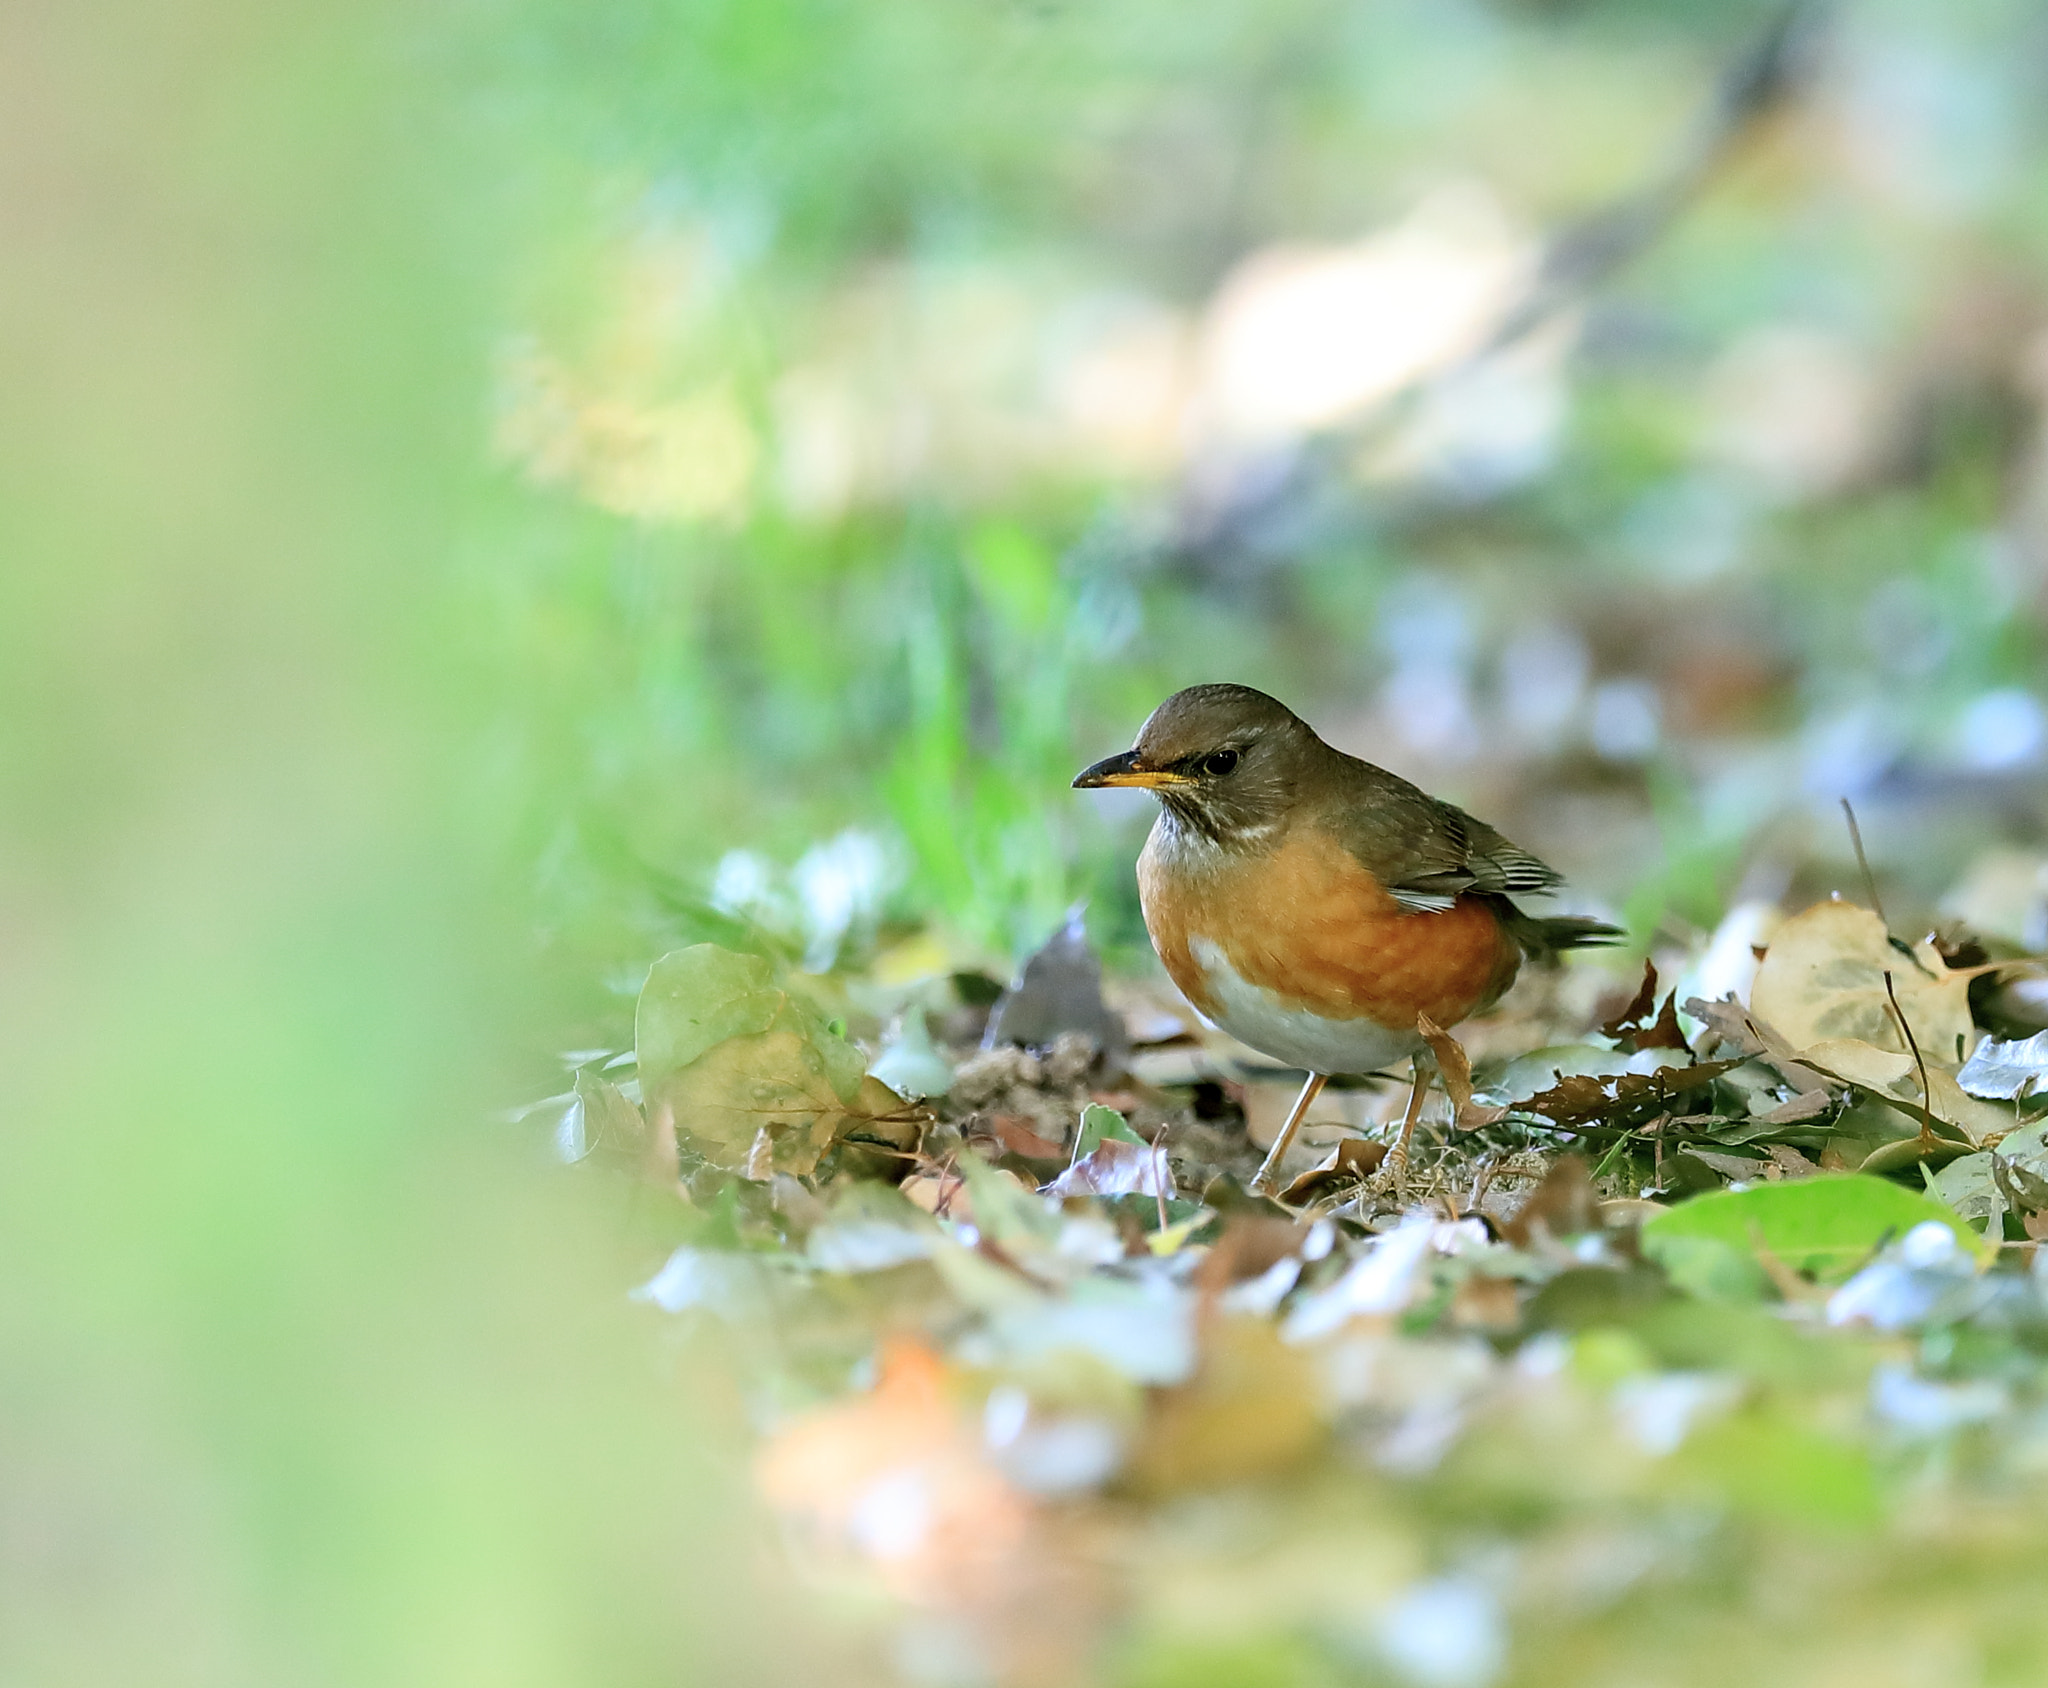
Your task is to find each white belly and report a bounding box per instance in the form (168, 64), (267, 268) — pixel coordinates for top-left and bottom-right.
(1188, 937), (1420, 1075)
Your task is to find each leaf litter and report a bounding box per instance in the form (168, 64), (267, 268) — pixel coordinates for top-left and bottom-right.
(539, 901), (2048, 1687)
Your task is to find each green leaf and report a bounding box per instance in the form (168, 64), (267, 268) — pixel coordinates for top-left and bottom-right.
(1676, 1411), (1881, 1531)
(1926, 1152), (2001, 1232)
(636, 946), (784, 1090)
(955, 1152), (1059, 1246)
(1641, 1174), (1984, 1286)
(1075, 1103), (1145, 1158)
(634, 944), (904, 1176)
(565, 1069), (646, 1162)
(1650, 1234), (1769, 1302)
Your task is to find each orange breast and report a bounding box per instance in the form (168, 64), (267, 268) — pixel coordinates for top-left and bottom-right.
(1138, 824), (1520, 1033)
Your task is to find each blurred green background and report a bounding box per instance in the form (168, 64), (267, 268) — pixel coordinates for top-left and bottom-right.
(477, 0), (2048, 1030)
(7, 0), (2048, 1682)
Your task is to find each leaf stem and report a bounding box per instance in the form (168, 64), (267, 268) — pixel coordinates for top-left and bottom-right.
(1882, 968), (1939, 1144)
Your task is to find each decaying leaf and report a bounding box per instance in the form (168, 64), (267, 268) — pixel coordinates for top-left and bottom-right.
(1500, 1154), (1598, 1246)
(1601, 960), (1691, 1052)
(1957, 1031), (2048, 1100)
(1750, 900), (1975, 1063)
(985, 906), (1129, 1062)
(683, 1031), (922, 1176)
(1193, 1214), (1312, 1293)
(1044, 1137), (1172, 1199)
(1124, 1315), (1322, 1494)
(1279, 1138), (1388, 1206)
(1796, 1038), (2006, 1146)
(972, 1114), (1069, 1161)
(1600, 961), (1659, 1042)
(1418, 1012), (1506, 1128)
(636, 944), (924, 1176)
(1755, 1088), (1833, 1125)
(1766, 1144), (1821, 1178)
(1684, 995), (1834, 1093)
(1681, 1147), (1770, 1183)
(1519, 1060), (1741, 1127)
(1684, 995), (1769, 1059)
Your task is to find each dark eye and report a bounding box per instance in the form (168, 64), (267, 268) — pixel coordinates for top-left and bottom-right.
(1199, 748), (1240, 778)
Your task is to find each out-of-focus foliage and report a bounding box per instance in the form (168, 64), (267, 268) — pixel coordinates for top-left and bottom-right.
(0, 4), (809, 1686)
(17, 1), (2048, 1686)
(472, 0), (2048, 1023)
(612, 921), (2048, 1687)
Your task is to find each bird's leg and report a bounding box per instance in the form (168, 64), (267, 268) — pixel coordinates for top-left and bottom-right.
(1249, 1072), (1328, 1199)
(1382, 1049), (1437, 1194)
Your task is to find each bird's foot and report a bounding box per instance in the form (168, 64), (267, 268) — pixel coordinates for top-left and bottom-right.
(1359, 1145), (1410, 1207)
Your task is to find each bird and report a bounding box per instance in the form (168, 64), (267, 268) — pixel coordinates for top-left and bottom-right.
(1074, 683), (1620, 1197)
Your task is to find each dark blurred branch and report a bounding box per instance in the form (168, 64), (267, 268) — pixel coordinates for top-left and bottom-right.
(1483, 0), (1828, 358)
(1171, 1), (1831, 568)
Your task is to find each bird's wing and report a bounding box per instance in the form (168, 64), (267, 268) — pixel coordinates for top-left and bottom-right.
(1324, 774), (1563, 914)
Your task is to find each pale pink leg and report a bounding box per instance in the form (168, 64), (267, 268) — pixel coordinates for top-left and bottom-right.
(1250, 1072), (1328, 1198)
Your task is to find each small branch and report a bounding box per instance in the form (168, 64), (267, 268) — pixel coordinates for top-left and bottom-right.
(1840, 797), (1887, 928)
(1882, 969), (1939, 1144)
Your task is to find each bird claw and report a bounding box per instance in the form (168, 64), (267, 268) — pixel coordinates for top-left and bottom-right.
(1361, 1145), (1410, 1205)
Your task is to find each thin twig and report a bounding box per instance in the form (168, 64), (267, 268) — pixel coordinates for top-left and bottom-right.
(1840, 797), (1887, 928)
(1882, 969), (1939, 1144)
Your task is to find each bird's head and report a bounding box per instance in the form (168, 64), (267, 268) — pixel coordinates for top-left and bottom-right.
(1072, 683), (1318, 841)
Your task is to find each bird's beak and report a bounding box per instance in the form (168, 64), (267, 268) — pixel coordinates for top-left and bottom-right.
(1072, 749), (1193, 789)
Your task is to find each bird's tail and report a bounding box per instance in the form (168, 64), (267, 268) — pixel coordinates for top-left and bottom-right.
(1501, 907), (1626, 963)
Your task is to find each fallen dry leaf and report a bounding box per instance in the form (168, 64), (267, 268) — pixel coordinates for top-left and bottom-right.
(901, 1164), (1039, 1224)
(637, 944), (925, 1177)
(758, 1340), (1030, 1594)
(1795, 1037), (2006, 1145)
(1193, 1214), (1311, 1294)
(1958, 1031), (2048, 1100)
(1685, 994), (1768, 1059)
(1600, 961), (1660, 1042)
(671, 1030), (923, 1176)
(974, 1114), (1070, 1161)
(1766, 1144), (1821, 1178)
(1450, 1272), (1522, 1331)
(985, 907), (1129, 1062)
(1043, 1137), (1173, 1199)
(1418, 1013), (1507, 1129)
(1756, 1087), (1833, 1125)
(1519, 1060), (1740, 1127)
(1501, 1155), (1598, 1246)
(1682, 1147), (1770, 1182)
(1124, 1315), (1323, 1494)
(1601, 961), (1691, 1053)
(1750, 900), (1975, 1063)
(1279, 1138), (1389, 1206)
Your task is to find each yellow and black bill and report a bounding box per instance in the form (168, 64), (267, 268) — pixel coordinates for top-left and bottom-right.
(1071, 749), (1193, 789)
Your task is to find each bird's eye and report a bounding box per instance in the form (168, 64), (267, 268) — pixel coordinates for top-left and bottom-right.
(1199, 748), (1240, 778)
